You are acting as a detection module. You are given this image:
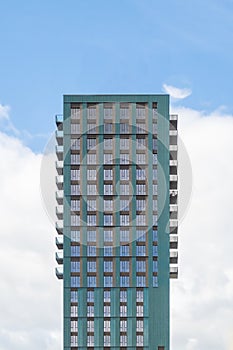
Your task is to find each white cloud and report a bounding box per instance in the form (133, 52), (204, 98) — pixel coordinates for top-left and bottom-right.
(0, 131), (62, 350)
(171, 105), (233, 350)
(163, 84), (192, 99)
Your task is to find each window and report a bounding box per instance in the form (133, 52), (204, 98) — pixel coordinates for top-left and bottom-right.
(104, 184), (113, 195)
(153, 154), (157, 165)
(87, 169), (96, 180)
(71, 200), (80, 211)
(87, 260), (96, 272)
(136, 305), (143, 316)
(120, 335), (127, 346)
(153, 184), (158, 195)
(153, 138), (158, 151)
(153, 245), (158, 257)
(71, 124), (80, 134)
(71, 246), (80, 257)
(136, 245), (146, 256)
(136, 168), (146, 180)
(153, 214), (158, 225)
(136, 335), (144, 346)
(136, 184), (146, 195)
(71, 336), (78, 346)
(71, 320), (78, 332)
(104, 138), (113, 150)
(120, 215), (129, 226)
(136, 123), (146, 134)
(153, 230), (158, 241)
(104, 214), (113, 226)
(104, 230), (113, 242)
(87, 245), (96, 256)
(71, 305), (78, 317)
(104, 305), (111, 317)
(87, 200), (96, 211)
(104, 320), (111, 332)
(120, 138), (129, 149)
(104, 246), (113, 256)
(120, 260), (129, 272)
(120, 123), (129, 133)
(71, 107), (80, 120)
(87, 123), (96, 134)
(104, 169), (113, 180)
(104, 276), (113, 287)
(104, 123), (113, 133)
(136, 214), (146, 226)
(71, 291), (78, 303)
(153, 276), (158, 287)
(120, 290), (127, 302)
(153, 168), (157, 180)
(71, 184), (80, 195)
(87, 290), (94, 302)
(120, 230), (129, 242)
(136, 276), (146, 287)
(71, 169), (80, 180)
(136, 230), (146, 242)
(87, 320), (94, 332)
(71, 276), (80, 287)
(87, 153), (96, 164)
(71, 138), (80, 150)
(71, 215), (80, 226)
(120, 105), (129, 119)
(136, 199), (145, 211)
(87, 230), (96, 242)
(120, 168), (129, 180)
(87, 106), (97, 119)
(120, 184), (129, 195)
(87, 305), (94, 317)
(87, 276), (96, 287)
(87, 138), (96, 150)
(120, 305), (127, 317)
(70, 154), (80, 164)
(104, 290), (111, 302)
(71, 261), (80, 272)
(136, 290), (143, 302)
(136, 137), (146, 149)
(104, 261), (113, 272)
(120, 199), (129, 211)
(104, 106), (113, 119)
(136, 105), (146, 118)
(87, 215), (96, 226)
(87, 184), (97, 195)
(120, 320), (127, 332)
(136, 320), (143, 332)
(153, 260), (158, 272)
(153, 200), (157, 211)
(87, 335), (94, 346)
(120, 245), (130, 256)
(120, 153), (129, 164)
(153, 122), (157, 134)
(71, 230), (80, 242)
(136, 153), (146, 164)
(136, 260), (146, 272)
(104, 336), (111, 346)
(104, 200), (113, 211)
(104, 153), (113, 164)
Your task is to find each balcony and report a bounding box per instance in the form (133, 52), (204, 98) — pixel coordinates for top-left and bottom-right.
(56, 205), (63, 220)
(55, 221), (63, 234)
(56, 175), (63, 190)
(56, 145), (63, 161)
(170, 266), (178, 279)
(170, 219), (178, 234)
(169, 144), (178, 152)
(56, 252), (63, 265)
(170, 114), (178, 121)
(55, 114), (63, 128)
(170, 159), (178, 167)
(56, 190), (63, 205)
(55, 267), (63, 280)
(170, 204), (178, 212)
(56, 236), (63, 249)
(56, 130), (63, 146)
(169, 129), (178, 136)
(56, 161), (63, 175)
(170, 235), (178, 249)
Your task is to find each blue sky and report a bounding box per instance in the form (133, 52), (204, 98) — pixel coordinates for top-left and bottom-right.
(0, 0), (233, 151)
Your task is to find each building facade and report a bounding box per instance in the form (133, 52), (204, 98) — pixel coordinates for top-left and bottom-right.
(55, 94), (178, 350)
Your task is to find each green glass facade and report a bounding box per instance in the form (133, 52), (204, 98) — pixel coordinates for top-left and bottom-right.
(55, 94), (178, 350)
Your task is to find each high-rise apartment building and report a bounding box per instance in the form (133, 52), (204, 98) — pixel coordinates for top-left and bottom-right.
(55, 94), (178, 350)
